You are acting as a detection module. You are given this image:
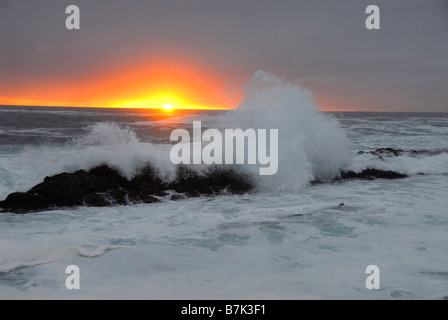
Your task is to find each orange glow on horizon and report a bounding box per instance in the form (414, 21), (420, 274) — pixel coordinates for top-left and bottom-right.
(0, 57), (364, 113)
(0, 57), (242, 110)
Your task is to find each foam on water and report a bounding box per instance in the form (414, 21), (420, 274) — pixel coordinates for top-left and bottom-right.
(351, 152), (448, 176)
(1, 181), (448, 299)
(74, 245), (123, 258)
(74, 122), (140, 146)
(0, 259), (53, 273)
(0, 125), (175, 198)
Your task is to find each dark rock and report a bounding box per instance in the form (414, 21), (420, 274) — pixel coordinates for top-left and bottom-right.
(337, 169), (408, 181)
(140, 194), (160, 204)
(88, 165), (128, 187)
(289, 213), (304, 217)
(310, 168), (408, 185)
(372, 148), (404, 157)
(0, 192), (53, 214)
(129, 165), (167, 196)
(27, 170), (120, 207)
(84, 193), (111, 207)
(0, 164), (253, 214)
(206, 166), (253, 194)
(170, 194), (186, 201)
(358, 147), (439, 158)
(362, 168), (408, 179)
(169, 165), (203, 196)
(170, 165), (253, 196)
(357, 148), (405, 158)
(108, 189), (128, 205)
(357, 148), (404, 158)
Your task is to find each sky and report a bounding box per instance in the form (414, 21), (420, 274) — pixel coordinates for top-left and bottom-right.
(0, 0), (447, 111)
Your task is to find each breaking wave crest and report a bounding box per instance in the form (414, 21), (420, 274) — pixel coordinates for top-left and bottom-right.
(228, 70), (352, 191)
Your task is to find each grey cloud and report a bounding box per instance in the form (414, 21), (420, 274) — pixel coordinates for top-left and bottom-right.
(0, 0), (447, 111)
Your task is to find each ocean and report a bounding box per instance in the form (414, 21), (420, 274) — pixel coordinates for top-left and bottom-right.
(0, 103), (447, 299)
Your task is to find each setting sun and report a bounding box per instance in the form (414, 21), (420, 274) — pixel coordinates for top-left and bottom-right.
(162, 104), (174, 111)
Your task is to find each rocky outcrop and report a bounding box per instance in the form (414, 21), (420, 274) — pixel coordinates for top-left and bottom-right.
(0, 164), (253, 214)
(169, 165), (253, 197)
(0, 162), (409, 214)
(356, 147), (443, 158)
(0, 192), (52, 213)
(336, 168), (408, 181)
(310, 168), (408, 185)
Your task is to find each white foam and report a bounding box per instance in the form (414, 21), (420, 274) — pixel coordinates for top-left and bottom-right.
(74, 122), (140, 146)
(0, 259), (52, 273)
(74, 245), (122, 258)
(0, 123), (177, 196)
(226, 71), (352, 191)
(1, 185), (448, 299)
(351, 152), (448, 175)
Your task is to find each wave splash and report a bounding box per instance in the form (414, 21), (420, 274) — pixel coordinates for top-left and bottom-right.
(227, 70), (352, 191)
(74, 122), (140, 146)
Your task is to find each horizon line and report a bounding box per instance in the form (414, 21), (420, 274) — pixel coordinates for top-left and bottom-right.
(0, 104), (447, 113)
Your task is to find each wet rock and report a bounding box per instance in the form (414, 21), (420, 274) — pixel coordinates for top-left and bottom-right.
(0, 164), (253, 214)
(27, 170), (119, 207)
(0, 192), (53, 214)
(372, 148), (404, 157)
(88, 165), (128, 187)
(337, 168), (408, 181)
(170, 194), (187, 201)
(358, 147), (437, 158)
(170, 166), (253, 197)
(140, 194), (160, 204)
(84, 193), (111, 207)
(129, 165), (167, 196)
(108, 189), (128, 205)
